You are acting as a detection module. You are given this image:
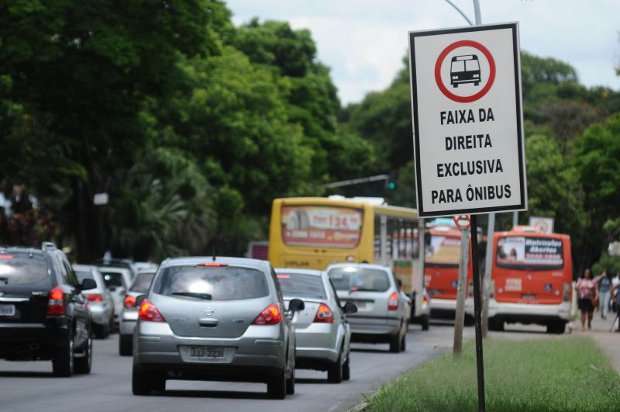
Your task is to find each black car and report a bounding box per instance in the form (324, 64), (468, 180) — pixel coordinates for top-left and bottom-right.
(0, 243), (94, 376)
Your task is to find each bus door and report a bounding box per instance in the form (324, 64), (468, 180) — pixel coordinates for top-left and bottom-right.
(493, 235), (571, 305)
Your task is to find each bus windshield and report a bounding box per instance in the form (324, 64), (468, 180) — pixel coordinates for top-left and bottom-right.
(281, 205), (362, 249)
(425, 235), (460, 267)
(496, 236), (563, 270)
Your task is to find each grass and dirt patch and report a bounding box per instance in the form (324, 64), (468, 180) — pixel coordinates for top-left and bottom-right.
(365, 336), (620, 412)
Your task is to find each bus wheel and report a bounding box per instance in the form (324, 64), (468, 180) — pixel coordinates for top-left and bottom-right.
(547, 321), (565, 334)
(489, 318), (504, 332)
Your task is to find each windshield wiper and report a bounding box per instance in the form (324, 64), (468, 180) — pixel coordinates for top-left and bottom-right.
(171, 292), (212, 300)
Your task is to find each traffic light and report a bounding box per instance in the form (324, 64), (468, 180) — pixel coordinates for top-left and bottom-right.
(385, 173), (398, 191)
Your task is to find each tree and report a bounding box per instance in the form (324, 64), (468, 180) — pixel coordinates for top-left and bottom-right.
(0, 0), (231, 260)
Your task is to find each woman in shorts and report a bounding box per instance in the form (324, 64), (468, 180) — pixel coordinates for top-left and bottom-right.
(576, 269), (597, 331)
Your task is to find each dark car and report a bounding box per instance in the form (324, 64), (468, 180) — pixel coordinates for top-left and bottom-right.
(0, 243), (95, 376)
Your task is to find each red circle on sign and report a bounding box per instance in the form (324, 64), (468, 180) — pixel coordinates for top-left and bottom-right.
(434, 40), (496, 103)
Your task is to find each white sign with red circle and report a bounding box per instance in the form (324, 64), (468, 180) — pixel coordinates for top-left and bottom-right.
(408, 23), (527, 217)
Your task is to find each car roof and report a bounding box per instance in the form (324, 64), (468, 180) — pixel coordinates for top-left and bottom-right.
(274, 267), (323, 276)
(160, 256), (271, 272)
(0, 246), (45, 256)
(73, 264), (98, 272)
(326, 262), (391, 272)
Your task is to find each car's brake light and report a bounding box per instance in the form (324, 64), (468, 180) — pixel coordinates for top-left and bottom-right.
(387, 292), (399, 311)
(196, 262), (227, 267)
(124, 294), (137, 308)
(314, 303), (334, 323)
(138, 299), (166, 322)
(253, 304), (282, 325)
(86, 293), (103, 303)
(47, 287), (65, 316)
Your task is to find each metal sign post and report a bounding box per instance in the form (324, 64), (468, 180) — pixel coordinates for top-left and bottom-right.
(470, 214), (485, 411)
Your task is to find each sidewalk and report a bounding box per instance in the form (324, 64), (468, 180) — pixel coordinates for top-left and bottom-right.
(574, 314), (620, 374)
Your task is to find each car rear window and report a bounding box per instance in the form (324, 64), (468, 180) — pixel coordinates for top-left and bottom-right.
(154, 265), (269, 301)
(328, 267), (391, 292)
(130, 273), (154, 293)
(75, 270), (94, 282)
(276, 273), (326, 300)
(0, 252), (51, 288)
(100, 271), (126, 288)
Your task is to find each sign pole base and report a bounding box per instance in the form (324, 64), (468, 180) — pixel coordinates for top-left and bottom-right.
(470, 214), (486, 412)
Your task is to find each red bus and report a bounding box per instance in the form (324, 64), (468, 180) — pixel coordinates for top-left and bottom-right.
(488, 226), (572, 334)
(425, 225), (473, 320)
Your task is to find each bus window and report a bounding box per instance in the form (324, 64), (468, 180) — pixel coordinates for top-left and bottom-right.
(496, 236), (563, 270)
(425, 235), (460, 267)
(281, 205), (362, 249)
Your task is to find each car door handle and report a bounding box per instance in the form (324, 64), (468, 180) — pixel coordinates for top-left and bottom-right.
(199, 317), (219, 327)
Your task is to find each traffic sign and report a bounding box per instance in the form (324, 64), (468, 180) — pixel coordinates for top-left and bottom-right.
(409, 23), (527, 217)
(453, 214), (470, 230)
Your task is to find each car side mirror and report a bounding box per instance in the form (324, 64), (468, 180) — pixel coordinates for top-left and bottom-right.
(343, 301), (358, 314)
(135, 294), (146, 307)
(80, 278), (97, 291)
(288, 298), (305, 312)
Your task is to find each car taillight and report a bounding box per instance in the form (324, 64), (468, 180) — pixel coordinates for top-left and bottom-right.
(124, 294), (137, 308)
(253, 304), (282, 325)
(562, 283), (571, 302)
(314, 303), (334, 323)
(138, 299), (166, 322)
(47, 287), (65, 316)
(86, 293), (103, 303)
(388, 292), (399, 311)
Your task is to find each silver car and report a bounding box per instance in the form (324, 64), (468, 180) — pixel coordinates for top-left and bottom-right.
(73, 264), (115, 339)
(327, 263), (411, 353)
(97, 266), (132, 324)
(119, 271), (156, 356)
(132, 257), (304, 398)
(275, 268), (355, 383)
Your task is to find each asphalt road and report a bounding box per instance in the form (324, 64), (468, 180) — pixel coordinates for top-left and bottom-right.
(0, 325), (464, 412)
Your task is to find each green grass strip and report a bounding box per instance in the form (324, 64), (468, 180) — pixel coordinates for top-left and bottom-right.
(366, 337), (620, 412)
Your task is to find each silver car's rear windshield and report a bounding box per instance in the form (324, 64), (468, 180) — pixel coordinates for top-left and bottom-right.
(153, 265), (269, 301)
(130, 273), (154, 293)
(328, 267), (390, 292)
(277, 273), (326, 300)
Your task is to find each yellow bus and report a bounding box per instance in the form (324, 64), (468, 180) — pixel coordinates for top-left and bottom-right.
(268, 196), (430, 328)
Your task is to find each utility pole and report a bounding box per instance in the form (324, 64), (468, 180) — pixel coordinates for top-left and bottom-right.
(453, 222), (470, 354)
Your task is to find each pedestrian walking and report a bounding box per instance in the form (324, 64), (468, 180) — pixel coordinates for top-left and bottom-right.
(576, 269), (597, 331)
(597, 270), (612, 319)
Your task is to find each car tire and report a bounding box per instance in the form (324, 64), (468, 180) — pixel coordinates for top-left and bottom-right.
(52, 334), (74, 377)
(327, 352), (344, 383)
(267, 369), (287, 399)
(119, 334), (133, 356)
(94, 324), (107, 339)
(401, 332), (407, 352)
(132, 365), (165, 395)
(74, 335), (92, 374)
(286, 366), (295, 395)
(389, 333), (402, 353)
(421, 315), (430, 331)
(342, 355), (351, 381)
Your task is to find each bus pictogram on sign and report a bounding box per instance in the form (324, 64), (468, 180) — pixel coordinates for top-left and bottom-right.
(434, 39), (496, 103)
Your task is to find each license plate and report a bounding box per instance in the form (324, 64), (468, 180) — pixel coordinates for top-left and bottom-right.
(180, 345), (229, 362)
(0, 304), (15, 317)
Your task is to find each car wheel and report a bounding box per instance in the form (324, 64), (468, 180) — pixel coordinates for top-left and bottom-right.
(401, 333), (407, 352)
(389, 333), (402, 353)
(94, 324), (106, 339)
(52, 334), (74, 377)
(74, 335), (92, 374)
(342, 355), (351, 381)
(286, 366), (295, 395)
(119, 334), (133, 356)
(421, 315), (430, 331)
(327, 352), (343, 383)
(267, 369), (287, 399)
(132, 365), (165, 395)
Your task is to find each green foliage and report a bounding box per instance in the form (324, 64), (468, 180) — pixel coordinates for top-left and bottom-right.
(367, 337), (620, 412)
